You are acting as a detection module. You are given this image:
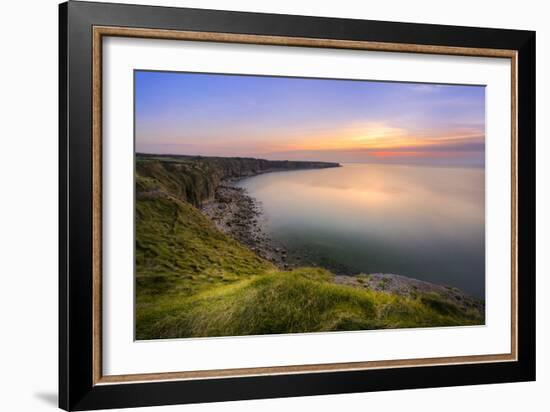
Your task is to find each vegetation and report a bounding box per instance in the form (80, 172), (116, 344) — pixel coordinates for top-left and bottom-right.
(136, 196), (273, 298)
(135, 155), (484, 340)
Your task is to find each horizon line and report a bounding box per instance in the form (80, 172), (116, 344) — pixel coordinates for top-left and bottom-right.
(135, 152), (484, 169)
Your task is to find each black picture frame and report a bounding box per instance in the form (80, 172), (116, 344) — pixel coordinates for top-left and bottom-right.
(59, 1), (536, 410)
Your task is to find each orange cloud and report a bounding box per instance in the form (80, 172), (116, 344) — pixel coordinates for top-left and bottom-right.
(369, 151), (475, 159)
(275, 122), (483, 154)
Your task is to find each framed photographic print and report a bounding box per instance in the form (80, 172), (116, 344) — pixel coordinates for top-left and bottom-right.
(59, 1), (536, 410)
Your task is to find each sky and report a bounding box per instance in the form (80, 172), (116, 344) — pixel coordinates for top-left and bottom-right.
(135, 71), (485, 166)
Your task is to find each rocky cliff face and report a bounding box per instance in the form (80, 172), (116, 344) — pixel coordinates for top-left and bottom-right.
(135, 153), (340, 208)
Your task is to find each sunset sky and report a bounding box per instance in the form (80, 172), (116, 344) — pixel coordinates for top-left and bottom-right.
(135, 71), (485, 166)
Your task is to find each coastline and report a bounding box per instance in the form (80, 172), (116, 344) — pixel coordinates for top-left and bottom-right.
(334, 273), (484, 313)
(201, 179), (292, 268)
(200, 173), (484, 308)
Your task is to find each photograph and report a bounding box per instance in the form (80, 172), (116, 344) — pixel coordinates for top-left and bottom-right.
(134, 71), (487, 340)
(53, 1), (536, 410)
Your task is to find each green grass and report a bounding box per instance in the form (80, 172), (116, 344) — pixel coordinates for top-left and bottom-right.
(136, 267), (483, 340)
(136, 196), (273, 307)
(135, 157), (484, 340)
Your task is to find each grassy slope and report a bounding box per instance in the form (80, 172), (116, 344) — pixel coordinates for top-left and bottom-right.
(136, 174), (483, 340)
(136, 196), (273, 315)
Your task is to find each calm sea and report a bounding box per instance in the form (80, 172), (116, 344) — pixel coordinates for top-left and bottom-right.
(236, 163), (485, 298)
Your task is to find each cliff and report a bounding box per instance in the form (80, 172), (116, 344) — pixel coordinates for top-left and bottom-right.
(134, 153), (485, 340)
(136, 153), (340, 208)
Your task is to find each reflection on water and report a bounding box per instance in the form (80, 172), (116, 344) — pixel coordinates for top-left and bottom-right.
(236, 163), (485, 298)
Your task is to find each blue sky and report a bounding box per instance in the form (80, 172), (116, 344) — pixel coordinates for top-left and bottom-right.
(135, 71), (485, 166)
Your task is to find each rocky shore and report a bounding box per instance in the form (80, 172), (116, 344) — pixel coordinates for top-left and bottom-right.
(334, 273), (484, 313)
(201, 181), (292, 268)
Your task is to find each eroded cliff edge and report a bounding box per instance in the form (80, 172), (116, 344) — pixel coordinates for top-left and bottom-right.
(136, 153), (340, 208)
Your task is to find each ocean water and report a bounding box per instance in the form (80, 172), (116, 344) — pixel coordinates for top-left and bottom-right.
(236, 163), (485, 298)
